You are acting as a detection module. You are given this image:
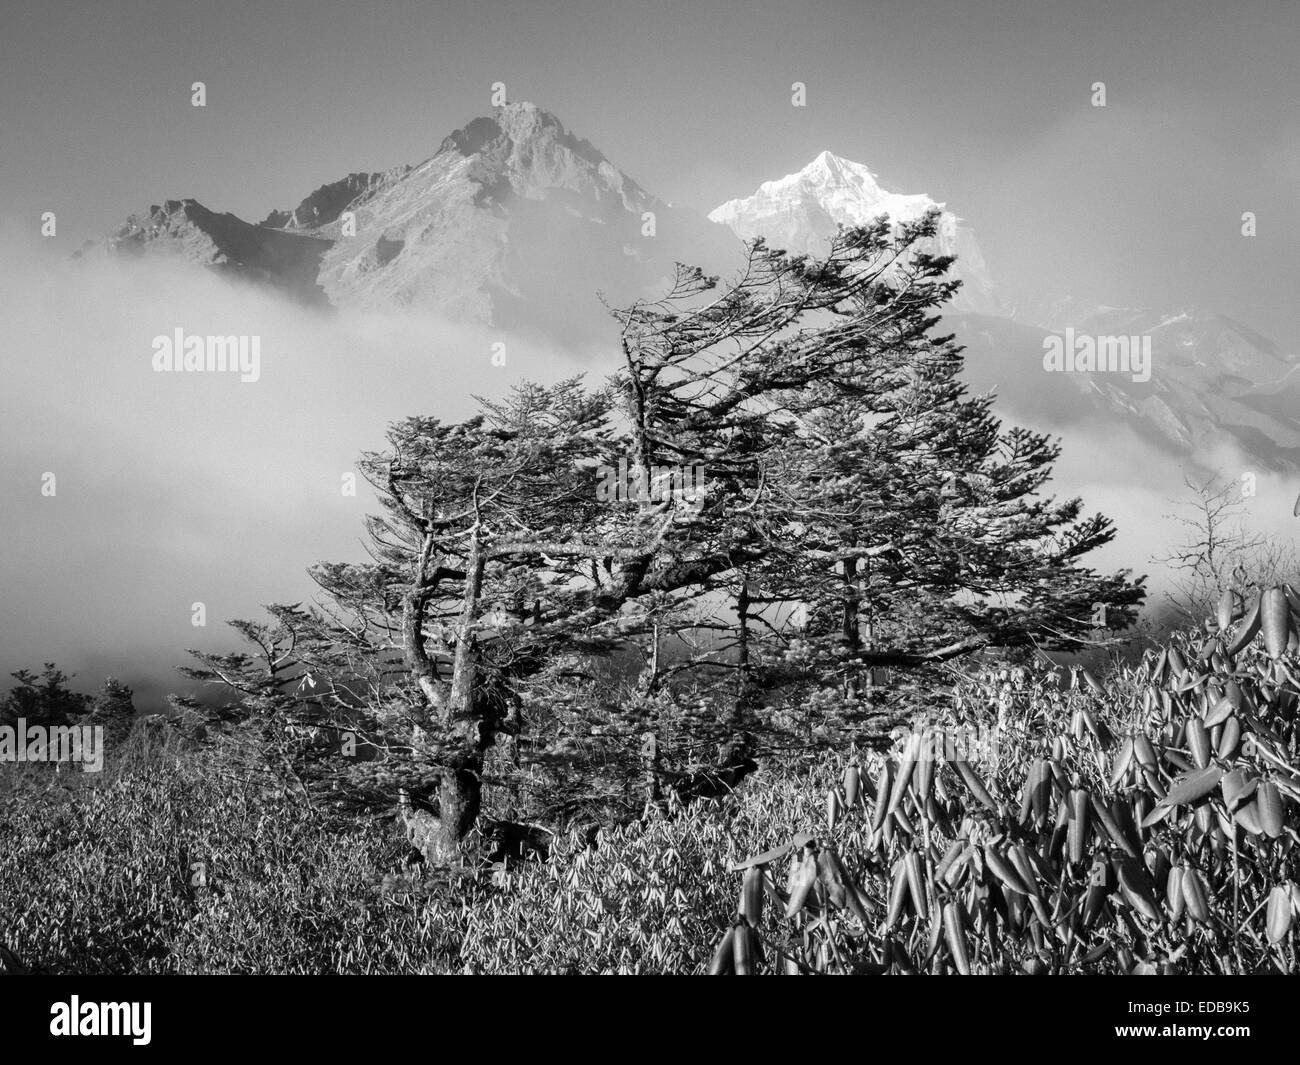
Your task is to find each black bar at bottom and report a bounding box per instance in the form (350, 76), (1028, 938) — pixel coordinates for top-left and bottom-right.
(0, 974), (1280, 1052)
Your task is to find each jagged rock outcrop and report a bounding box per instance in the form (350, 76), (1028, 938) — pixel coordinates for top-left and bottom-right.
(259, 168), (412, 230)
(88, 198), (331, 305)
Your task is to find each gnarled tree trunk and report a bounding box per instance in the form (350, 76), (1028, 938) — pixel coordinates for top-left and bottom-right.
(399, 527), (492, 867)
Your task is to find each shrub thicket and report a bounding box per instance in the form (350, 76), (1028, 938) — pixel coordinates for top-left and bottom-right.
(3, 588), (1297, 974)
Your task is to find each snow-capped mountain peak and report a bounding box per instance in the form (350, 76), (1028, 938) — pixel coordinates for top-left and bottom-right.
(794, 149), (874, 188)
(764, 151), (932, 218)
(709, 151), (999, 315)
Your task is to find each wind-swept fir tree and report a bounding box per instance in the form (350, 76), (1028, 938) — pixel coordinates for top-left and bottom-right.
(183, 210), (1143, 864)
(598, 209), (1143, 750)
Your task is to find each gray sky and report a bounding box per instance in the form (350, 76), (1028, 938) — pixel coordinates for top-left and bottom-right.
(2, 0), (1297, 339)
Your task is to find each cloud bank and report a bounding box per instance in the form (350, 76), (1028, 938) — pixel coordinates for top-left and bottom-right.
(0, 233), (604, 709)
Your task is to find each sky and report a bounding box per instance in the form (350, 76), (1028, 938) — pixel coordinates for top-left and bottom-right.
(1, 0), (1297, 708)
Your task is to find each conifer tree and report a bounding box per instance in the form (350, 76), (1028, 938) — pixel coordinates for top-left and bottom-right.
(87, 677), (137, 749)
(0, 664), (89, 730)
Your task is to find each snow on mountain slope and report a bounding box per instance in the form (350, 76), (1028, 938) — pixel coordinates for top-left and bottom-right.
(709, 151), (1000, 315)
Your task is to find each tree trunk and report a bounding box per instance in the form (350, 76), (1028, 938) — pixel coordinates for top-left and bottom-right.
(641, 731), (661, 808)
(435, 764), (482, 863)
(841, 557), (861, 651)
(400, 757), (484, 867)
(729, 581), (756, 763)
(399, 527), (495, 867)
